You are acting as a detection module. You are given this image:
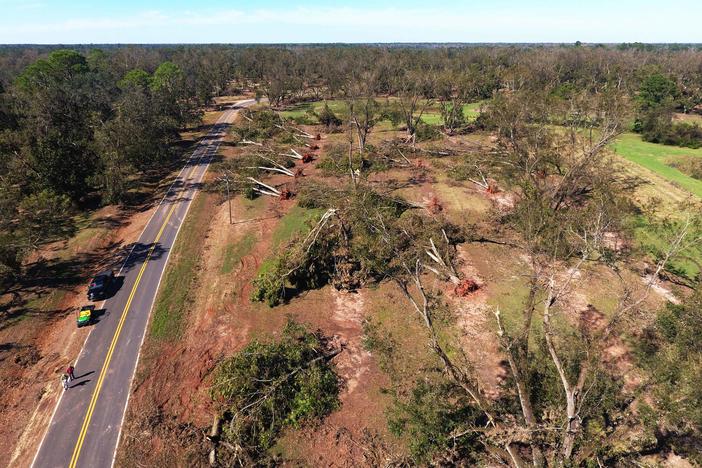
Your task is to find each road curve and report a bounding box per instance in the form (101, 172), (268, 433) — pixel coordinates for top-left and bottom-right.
(31, 99), (255, 468)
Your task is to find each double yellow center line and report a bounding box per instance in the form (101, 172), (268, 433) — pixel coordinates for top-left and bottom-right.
(68, 157), (204, 468)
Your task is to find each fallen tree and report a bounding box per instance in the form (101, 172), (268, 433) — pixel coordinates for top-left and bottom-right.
(250, 181), (464, 306)
(210, 319), (341, 465)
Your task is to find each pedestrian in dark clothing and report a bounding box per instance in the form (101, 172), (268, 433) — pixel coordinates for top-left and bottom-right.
(67, 365), (75, 382)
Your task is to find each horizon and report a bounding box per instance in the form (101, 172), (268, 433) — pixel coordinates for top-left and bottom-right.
(1, 42), (701, 48)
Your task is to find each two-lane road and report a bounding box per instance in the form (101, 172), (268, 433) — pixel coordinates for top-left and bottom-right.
(31, 99), (254, 468)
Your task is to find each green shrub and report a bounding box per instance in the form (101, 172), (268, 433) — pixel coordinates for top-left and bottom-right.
(635, 289), (702, 463)
(250, 256), (289, 307)
(317, 103), (342, 128)
(387, 379), (484, 464)
(211, 319), (340, 462)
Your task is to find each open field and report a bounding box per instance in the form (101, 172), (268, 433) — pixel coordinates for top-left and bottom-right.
(613, 132), (702, 198)
(279, 99), (483, 127)
(111, 98), (690, 466)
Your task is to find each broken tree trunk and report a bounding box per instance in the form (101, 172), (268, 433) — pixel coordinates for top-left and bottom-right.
(279, 148), (304, 160)
(425, 237), (460, 284)
(252, 166), (295, 177)
(255, 155), (296, 176)
(207, 414), (221, 466)
(247, 177), (281, 197)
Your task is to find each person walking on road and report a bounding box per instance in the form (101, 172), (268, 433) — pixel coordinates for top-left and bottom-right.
(66, 365), (75, 382)
(61, 374), (69, 391)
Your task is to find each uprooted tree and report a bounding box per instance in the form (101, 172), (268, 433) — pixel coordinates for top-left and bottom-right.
(214, 109), (321, 199)
(250, 181), (464, 306)
(246, 87), (702, 466)
(391, 89), (702, 466)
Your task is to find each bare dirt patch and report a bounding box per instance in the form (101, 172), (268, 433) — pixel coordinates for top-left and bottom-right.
(449, 245), (507, 399)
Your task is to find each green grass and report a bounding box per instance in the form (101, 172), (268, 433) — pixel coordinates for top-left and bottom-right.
(150, 193), (212, 340)
(486, 277), (534, 334)
(221, 232), (256, 275)
(613, 133), (702, 198)
(421, 101), (483, 125)
(252, 205), (324, 280)
(278, 99), (483, 128)
(278, 100), (347, 122)
(611, 134), (702, 281)
(270, 205), (324, 249)
(632, 215), (701, 281)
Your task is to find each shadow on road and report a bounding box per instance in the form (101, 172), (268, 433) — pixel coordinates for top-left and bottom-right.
(70, 380), (92, 388)
(90, 308), (109, 325)
(115, 242), (167, 274)
(74, 371), (95, 380)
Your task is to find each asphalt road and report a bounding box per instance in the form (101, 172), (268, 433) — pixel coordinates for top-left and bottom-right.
(31, 99), (255, 468)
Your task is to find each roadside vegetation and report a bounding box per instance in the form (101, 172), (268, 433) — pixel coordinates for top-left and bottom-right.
(0, 46), (234, 289)
(150, 192), (217, 340)
(211, 319), (340, 465)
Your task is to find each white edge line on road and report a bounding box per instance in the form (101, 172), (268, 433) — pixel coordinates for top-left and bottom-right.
(109, 104), (246, 468)
(29, 104), (241, 468)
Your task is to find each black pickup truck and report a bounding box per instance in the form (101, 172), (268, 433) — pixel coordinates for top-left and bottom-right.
(87, 270), (115, 301)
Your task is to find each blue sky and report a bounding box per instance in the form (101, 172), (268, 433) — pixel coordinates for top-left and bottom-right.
(0, 0), (699, 44)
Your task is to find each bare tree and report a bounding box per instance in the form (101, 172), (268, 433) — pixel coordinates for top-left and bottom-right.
(344, 71), (381, 153)
(436, 71), (473, 135)
(393, 71), (436, 144)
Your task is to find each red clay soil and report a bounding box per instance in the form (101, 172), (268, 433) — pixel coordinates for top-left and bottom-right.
(116, 178), (396, 465)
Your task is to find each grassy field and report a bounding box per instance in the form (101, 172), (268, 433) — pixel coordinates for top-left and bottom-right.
(611, 134), (702, 280)
(420, 101), (483, 125)
(278, 99), (483, 127)
(278, 100), (346, 122)
(613, 133), (702, 198)
(633, 215), (702, 280)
